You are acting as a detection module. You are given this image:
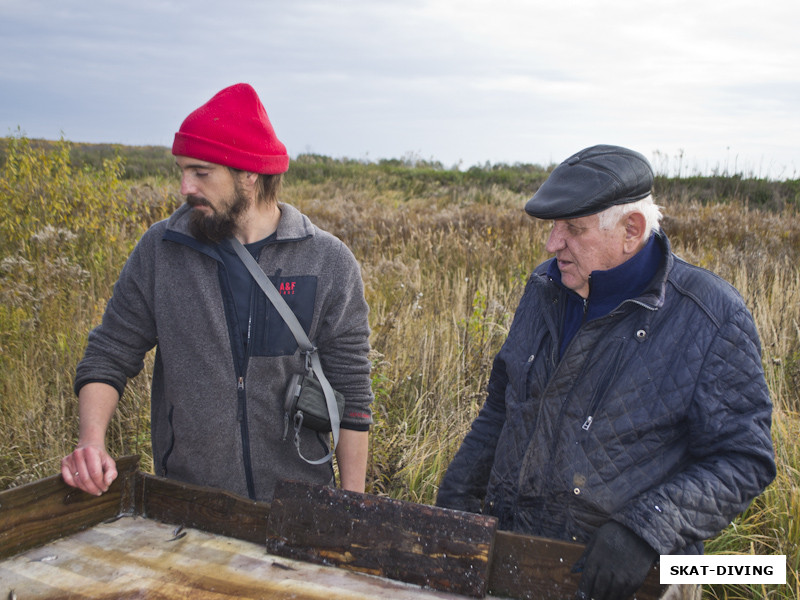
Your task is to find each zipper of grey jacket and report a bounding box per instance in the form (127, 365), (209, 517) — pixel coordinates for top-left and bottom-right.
(162, 228), (259, 495)
(232, 258), (257, 499)
(163, 221), (325, 494)
(230, 237), (341, 466)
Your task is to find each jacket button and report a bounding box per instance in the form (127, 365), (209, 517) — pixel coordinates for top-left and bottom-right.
(636, 329), (647, 340)
(573, 487), (581, 495)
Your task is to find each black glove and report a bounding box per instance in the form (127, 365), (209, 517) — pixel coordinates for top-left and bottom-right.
(572, 521), (658, 600)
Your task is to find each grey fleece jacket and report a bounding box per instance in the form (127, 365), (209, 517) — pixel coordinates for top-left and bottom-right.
(75, 202), (373, 501)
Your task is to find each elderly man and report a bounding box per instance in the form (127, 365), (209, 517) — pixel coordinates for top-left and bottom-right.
(436, 145), (775, 600)
(62, 83), (373, 501)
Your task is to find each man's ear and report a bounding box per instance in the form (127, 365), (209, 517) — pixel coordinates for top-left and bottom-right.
(233, 169), (259, 189)
(623, 211), (647, 254)
(235, 171), (260, 199)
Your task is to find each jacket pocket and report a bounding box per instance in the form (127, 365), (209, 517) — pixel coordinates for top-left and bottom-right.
(580, 340), (624, 432)
(157, 404), (175, 477)
(250, 275), (318, 357)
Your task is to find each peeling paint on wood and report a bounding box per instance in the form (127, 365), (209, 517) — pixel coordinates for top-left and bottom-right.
(266, 479), (498, 598)
(1, 517), (472, 599)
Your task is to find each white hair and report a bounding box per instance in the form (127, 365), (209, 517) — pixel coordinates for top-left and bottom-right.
(597, 195), (663, 237)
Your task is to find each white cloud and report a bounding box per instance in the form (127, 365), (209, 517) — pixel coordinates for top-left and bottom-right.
(0, 0), (797, 176)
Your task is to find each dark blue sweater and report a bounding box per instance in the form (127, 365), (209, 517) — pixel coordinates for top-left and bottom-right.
(548, 233), (664, 358)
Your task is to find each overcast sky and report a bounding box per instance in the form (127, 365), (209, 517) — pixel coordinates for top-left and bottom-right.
(2, 0), (798, 178)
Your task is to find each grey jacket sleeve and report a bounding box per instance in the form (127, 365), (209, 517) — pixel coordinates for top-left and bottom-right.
(74, 227), (160, 397)
(315, 239), (374, 428)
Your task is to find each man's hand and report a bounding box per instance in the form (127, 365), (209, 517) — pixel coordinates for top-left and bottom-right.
(61, 444), (118, 496)
(572, 520), (658, 600)
(62, 382), (120, 495)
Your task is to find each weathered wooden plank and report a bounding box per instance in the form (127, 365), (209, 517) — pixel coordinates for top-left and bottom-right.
(1, 462), (666, 600)
(0, 455), (140, 560)
(265, 479), (498, 598)
(139, 473), (269, 545)
(488, 529), (666, 600)
(1, 516), (474, 599)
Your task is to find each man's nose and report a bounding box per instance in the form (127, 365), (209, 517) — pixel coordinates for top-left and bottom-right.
(545, 223), (565, 253)
(180, 174), (196, 196)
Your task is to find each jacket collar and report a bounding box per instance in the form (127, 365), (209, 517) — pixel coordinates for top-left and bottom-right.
(638, 229), (672, 310)
(162, 202), (315, 256)
(273, 202), (315, 242)
(545, 229), (672, 312)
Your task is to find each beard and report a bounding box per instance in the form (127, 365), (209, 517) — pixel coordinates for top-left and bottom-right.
(187, 184), (250, 245)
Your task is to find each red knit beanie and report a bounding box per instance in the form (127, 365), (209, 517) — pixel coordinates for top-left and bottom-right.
(172, 83), (289, 174)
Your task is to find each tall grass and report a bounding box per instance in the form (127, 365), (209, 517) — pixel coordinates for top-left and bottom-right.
(0, 137), (178, 483)
(1, 137), (798, 598)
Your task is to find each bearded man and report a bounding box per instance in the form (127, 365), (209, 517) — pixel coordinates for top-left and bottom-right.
(62, 84), (374, 501)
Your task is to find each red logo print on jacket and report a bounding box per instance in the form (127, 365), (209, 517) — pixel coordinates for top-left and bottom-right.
(279, 281), (296, 295)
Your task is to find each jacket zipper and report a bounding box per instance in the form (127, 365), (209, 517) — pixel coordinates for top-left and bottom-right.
(579, 293), (597, 431)
(237, 290), (257, 499)
(580, 338), (625, 432)
(160, 406), (175, 477)
(576, 285), (657, 432)
(574, 282), (646, 431)
(533, 274), (658, 494)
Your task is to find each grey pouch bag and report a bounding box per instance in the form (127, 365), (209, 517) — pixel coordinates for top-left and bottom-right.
(284, 371), (345, 433)
(230, 237), (343, 466)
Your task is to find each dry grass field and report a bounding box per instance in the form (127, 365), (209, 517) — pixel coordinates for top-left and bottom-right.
(1, 138), (799, 598)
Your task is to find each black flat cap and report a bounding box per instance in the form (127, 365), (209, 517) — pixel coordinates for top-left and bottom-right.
(525, 145), (654, 220)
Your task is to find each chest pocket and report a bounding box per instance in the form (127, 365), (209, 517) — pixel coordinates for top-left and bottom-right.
(249, 275), (318, 357)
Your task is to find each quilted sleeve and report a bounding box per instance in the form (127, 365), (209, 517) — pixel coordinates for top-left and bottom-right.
(615, 306), (776, 554)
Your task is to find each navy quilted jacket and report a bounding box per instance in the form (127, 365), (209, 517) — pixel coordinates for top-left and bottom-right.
(436, 231), (775, 555)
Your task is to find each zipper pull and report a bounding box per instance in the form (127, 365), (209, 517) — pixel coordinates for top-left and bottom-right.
(236, 377), (245, 422)
(582, 415), (593, 431)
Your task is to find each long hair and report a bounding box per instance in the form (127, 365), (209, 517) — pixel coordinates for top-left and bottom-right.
(254, 173), (283, 206)
(229, 168), (283, 206)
